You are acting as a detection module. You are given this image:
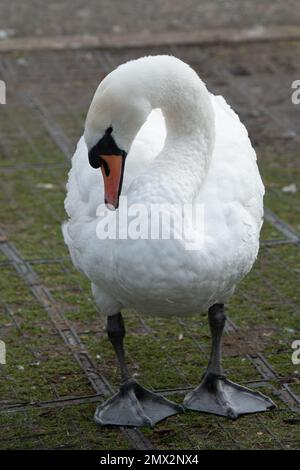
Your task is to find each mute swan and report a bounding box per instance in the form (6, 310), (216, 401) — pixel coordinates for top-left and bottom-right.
(63, 55), (275, 426)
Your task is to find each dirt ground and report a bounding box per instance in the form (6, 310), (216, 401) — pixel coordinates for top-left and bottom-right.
(0, 0), (300, 37)
(0, 1), (300, 451)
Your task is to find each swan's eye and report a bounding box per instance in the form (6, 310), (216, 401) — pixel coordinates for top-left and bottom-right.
(88, 126), (127, 170)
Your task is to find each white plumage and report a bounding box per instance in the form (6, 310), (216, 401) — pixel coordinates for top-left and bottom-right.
(63, 56), (275, 426)
(63, 55), (264, 318)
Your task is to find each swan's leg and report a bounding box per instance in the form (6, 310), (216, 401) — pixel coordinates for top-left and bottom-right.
(184, 303), (275, 419)
(95, 312), (183, 427)
(107, 312), (130, 382)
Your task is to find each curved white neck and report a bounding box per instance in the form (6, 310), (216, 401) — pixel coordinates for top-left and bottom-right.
(88, 57), (216, 204)
(133, 58), (215, 203)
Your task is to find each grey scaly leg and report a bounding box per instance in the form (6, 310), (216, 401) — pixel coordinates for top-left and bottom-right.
(184, 304), (275, 419)
(95, 312), (183, 427)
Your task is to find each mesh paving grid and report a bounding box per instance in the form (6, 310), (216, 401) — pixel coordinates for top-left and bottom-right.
(0, 40), (300, 449)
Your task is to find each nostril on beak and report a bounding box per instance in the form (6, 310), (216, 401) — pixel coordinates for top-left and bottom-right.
(100, 157), (110, 177)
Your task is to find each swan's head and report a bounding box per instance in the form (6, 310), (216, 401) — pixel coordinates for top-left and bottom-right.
(84, 55), (213, 208)
(84, 71), (151, 209)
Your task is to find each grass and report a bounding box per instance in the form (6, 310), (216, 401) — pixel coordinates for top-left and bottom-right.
(0, 76), (300, 449)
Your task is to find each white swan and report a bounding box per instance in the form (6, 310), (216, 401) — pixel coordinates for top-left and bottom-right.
(63, 55), (275, 426)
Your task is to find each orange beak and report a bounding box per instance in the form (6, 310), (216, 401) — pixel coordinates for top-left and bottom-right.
(100, 154), (125, 209)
